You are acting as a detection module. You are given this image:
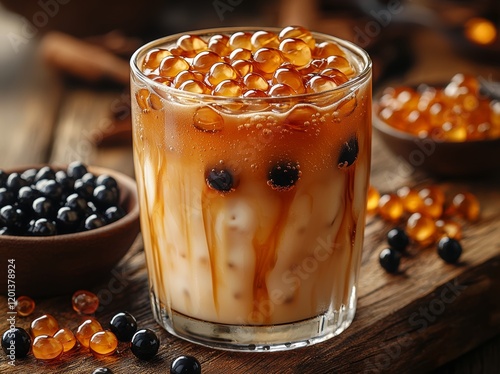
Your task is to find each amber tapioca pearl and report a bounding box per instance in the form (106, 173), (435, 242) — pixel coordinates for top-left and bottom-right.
(279, 38), (312, 68)
(253, 47), (284, 74)
(159, 56), (190, 78)
(72, 290), (99, 315)
(251, 30), (279, 50)
(32, 335), (64, 361)
(228, 47), (252, 62)
(406, 212), (437, 246)
(367, 185), (380, 215)
(228, 31), (253, 51)
(192, 51), (223, 73)
(175, 34), (207, 58)
(207, 34), (230, 55)
(396, 186), (423, 214)
(448, 192), (480, 222)
(15, 295), (35, 317)
(436, 219), (462, 240)
(142, 48), (171, 71)
(272, 67), (305, 94)
(278, 25), (316, 50)
(89, 331), (118, 356)
(378, 194), (404, 222)
(53, 328), (77, 352)
(206, 62), (238, 86)
(30, 314), (59, 338)
(243, 73), (269, 91)
(193, 106), (224, 133)
(76, 318), (103, 348)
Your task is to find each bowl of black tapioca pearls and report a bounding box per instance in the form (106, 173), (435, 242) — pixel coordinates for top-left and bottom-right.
(0, 161), (140, 297)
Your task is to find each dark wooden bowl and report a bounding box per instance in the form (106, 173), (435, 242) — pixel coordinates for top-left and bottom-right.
(0, 166), (140, 298)
(373, 109), (500, 178)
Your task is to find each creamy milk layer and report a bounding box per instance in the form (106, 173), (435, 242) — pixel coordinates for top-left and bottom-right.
(132, 84), (371, 325)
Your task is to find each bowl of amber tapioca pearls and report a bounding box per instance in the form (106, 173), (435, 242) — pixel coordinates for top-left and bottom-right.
(0, 162), (140, 297)
(373, 73), (500, 178)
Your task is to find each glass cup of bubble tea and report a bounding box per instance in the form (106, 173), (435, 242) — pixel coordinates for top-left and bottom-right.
(130, 26), (372, 352)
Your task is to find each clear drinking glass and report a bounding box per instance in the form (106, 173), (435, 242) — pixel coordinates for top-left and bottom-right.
(130, 27), (372, 352)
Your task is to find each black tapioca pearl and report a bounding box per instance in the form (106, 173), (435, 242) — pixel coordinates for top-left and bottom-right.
(206, 168), (234, 193)
(338, 136), (359, 168)
(267, 161), (301, 191)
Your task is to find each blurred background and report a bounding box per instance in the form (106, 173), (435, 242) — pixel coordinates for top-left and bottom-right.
(0, 0), (499, 87)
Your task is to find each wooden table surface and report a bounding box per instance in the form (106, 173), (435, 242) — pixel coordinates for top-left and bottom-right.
(1, 28), (500, 373)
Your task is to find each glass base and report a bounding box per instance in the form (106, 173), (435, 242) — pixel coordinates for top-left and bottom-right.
(150, 287), (357, 352)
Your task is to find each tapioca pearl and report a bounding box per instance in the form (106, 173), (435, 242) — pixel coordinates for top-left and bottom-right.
(305, 75), (340, 93)
(147, 93), (163, 110)
(251, 30), (279, 50)
(208, 34), (230, 56)
(397, 186), (423, 214)
(142, 48), (172, 71)
(253, 47), (284, 74)
(229, 47), (252, 62)
(176, 34), (208, 58)
(298, 58), (324, 75)
(172, 70), (200, 88)
(322, 55), (355, 77)
(422, 197), (443, 219)
(159, 55), (190, 78)
(378, 194), (404, 222)
(367, 185), (381, 215)
(268, 83), (296, 97)
(320, 68), (348, 85)
(272, 67), (305, 94)
(207, 62), (238, 86)
(205, 168), (235, 193)
(436, 219), (462, 240)
(150, 75), (172, 85)
(279, 38), (312, 68)
(406, 212), (437, 245)
(231, 59), (253, 76)
(267, 160), (301, 191)
(243, 73), (269, 91)
(242, 89), (270, 111)
(193, 106), (224, 132)
(212, 79), (243, 97)
(192, 50), (223, 73)
(135, 88), (151, 112)
(229, 31), (253, 51)
(168, 46), (184, 56)
(334, 94), (358, 119)
(243, 89), (268, 98)
(179, 79), (210, 94)
(449, 192), (480, 222)
(283, 106), (318, 131)
(279, 25), (316, 50)
(313, 41), (345, 59)
(337, 136), (359, 168)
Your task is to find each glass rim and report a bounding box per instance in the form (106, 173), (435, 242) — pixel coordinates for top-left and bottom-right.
(130, 26), (372, 103)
